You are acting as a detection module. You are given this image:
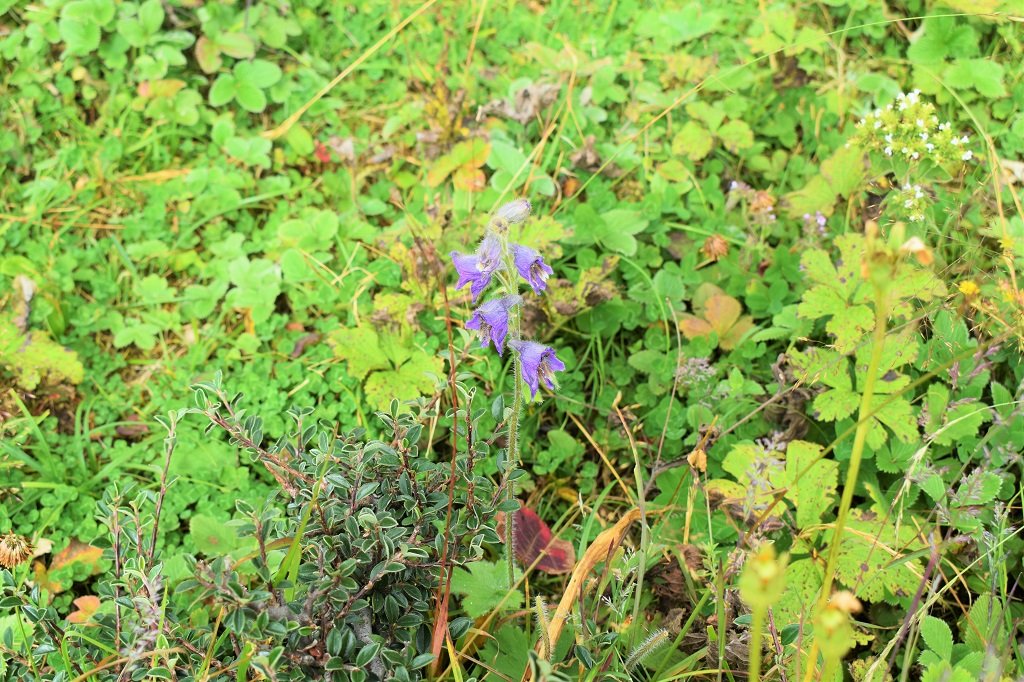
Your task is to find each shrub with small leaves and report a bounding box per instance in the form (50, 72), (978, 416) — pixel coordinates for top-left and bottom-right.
(0, 375), (499, 681)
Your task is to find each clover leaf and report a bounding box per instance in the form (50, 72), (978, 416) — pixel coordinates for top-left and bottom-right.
(209, 59), (282, 113)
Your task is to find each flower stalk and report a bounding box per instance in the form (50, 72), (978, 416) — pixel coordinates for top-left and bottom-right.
(449, 198), (564, 590)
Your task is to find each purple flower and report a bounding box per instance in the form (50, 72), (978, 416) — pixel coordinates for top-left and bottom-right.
(451, 233), (503, 302)
(466, 296), (521, 354)
(510, 244), (553, 294)
(509, 340), (565, 399)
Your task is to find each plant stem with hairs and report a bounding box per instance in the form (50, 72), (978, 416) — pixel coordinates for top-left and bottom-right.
(819, 281), (889, 602)
(501, 238), (523, 590)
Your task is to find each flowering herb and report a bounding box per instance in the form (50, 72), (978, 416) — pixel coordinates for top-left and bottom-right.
(851, 90), (974, 226)
(508, 340), (566, 399)
(465, 295), (521, 354)
(449, 198), (565, 586)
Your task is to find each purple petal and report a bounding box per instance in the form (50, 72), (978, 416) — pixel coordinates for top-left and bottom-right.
(509, 339), (564, 398)
(451, 250), (495, 302)
(510, 244), (553, 294)
(466, 296), (520, 354)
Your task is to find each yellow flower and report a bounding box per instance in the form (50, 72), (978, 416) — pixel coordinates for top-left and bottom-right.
(958, 280), (980, 298)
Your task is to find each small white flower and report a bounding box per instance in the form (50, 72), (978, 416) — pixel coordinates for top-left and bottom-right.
(874, 120), (882, 129)
(916, 118), (925, 128)
(919, 132), (929, 141)
(902, 146), (911, 155)
(884, 146), (893, 156)
(914, 186), (924, 198)
(884, 133), (893, 143)
(926, 143), (934, 152)
(960, 135), (969, 144)
(911, 152), (920, 160)
(898, 102), (908, 111)
(904, 200), (914, 208)
(939, 122), (951, 131)
(951, 137), (960, 145)
(962, 150), (973, 161)
(910, 213), (924, 222)
(903, 183), (912, 190)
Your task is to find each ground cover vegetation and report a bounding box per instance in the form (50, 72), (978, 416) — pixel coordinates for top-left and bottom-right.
(1, 0), (1024, 680)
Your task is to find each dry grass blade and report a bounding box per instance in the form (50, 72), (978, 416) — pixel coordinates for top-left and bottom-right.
(522, 507), (641, 681)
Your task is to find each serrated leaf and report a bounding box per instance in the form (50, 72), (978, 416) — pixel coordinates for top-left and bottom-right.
(920, 615), (953, 659)
(672, 120), (713, 161)
(784, 441), (838, 528)
(450, 561), (522, 618)
(328, 327), (389, 380)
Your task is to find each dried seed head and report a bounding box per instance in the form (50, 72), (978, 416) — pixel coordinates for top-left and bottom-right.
(701, 234), (730, 261)
(0, 532), (33, 569)
(829, 590), (863, 614)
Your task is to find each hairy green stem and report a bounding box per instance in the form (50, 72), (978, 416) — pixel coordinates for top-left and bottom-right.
(500, 233), (523, 591)
(819, 282), (889, 602)
(748, 605), (766, 682)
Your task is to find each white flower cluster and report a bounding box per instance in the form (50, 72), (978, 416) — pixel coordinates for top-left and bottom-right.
(852, 90), (973, 165)
(894, 183), (927, 223)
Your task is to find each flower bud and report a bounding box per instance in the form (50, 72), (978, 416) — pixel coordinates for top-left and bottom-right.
(495, 198), (532, 224)
(739, 543), (787, 609)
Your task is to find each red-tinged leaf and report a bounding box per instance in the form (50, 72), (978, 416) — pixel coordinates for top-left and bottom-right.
(314, 141), (332, 163)
(51, 539), (103, 573)
(512, 507), (575, 575)
(67, 596), (101, 625)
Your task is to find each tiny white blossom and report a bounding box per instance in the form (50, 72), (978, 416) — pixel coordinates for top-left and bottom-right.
(916, 118), (925, 128)
(884, 146), (893, 156)
(926, 143), (934, 152)
(911, 152), (919, 159)
(960, 135), (969, 144)
(874, 120), (882, 129)
(884, 133), (893, 143)
(919, 132), (929, 141)
(962, 150), (973, 161)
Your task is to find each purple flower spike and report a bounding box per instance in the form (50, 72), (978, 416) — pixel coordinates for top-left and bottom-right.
(451, 233), (504, 302)
(509, 340), (565, 399)
(510, 244), (553, 294)
(466, 296), (521, 354)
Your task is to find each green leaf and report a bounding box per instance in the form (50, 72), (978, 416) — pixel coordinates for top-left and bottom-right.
(60, 15), (101, 55)
(672, 120), (713, 161)
(451, 561), (523, 618)
(920, 615), (953, 660)
(236, 59), (282, 89)
(944, 59), (1006, 98)
(234, 83), (268, 113)
(773, 559), (822, 626)
(139, 0), (164, 33)
(0, 315), (85, 390)
(329, 326), (390, 380)
(907, 17), (977, 65)
(784, 441), (838, 529)
(362, 351), (443, 410)
(208, 74), (237, 106)
(190, 514), (239, 555)
(718, 119), (754, 152)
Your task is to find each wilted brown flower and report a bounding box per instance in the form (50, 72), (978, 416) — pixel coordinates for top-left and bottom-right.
(0, 532), (33, 569)
(701, 234), (729, 261)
